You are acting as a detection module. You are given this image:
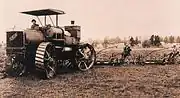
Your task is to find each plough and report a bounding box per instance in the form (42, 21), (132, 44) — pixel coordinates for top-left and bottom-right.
(95, 45), (180, 66)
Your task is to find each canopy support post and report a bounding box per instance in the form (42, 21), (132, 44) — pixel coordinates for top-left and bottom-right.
(48, 15), (55, 27)
(37, 16), (43, 26)
(56, 15), (58, 27)
(45, 15), (46, 26)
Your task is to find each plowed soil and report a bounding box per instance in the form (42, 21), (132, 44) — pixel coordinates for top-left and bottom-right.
(0, 48), (180, 98)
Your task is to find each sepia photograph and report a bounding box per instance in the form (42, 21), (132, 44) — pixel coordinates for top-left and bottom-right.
(0, 0), (180, 97)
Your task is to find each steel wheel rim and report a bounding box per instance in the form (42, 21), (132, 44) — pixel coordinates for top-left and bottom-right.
(78, 44), (96, 71)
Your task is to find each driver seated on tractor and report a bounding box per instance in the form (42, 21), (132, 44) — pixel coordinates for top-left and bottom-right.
(31, 19), (39, 30)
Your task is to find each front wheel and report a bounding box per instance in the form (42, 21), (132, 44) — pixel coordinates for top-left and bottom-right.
(5, 56), (26, 77)
(75, 44), (96, 71)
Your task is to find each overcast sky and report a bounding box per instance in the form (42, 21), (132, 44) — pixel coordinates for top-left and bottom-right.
(1, 0), (180, 41)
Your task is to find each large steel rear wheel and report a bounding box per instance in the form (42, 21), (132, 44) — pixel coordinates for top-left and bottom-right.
(76, 44), (96, 71)
(35, 42), (57, 79)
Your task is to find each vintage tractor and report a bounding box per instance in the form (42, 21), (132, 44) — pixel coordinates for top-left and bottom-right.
(5, 9), (96, 79)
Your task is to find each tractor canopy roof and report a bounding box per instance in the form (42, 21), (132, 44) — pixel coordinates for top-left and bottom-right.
(21, 9), (65, 16)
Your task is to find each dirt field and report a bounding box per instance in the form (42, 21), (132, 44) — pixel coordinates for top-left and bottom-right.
(0, 48), (180, 98)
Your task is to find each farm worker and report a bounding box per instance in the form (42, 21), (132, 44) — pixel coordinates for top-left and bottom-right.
(172, 45), (179, 57)
(167, 45), (179, 63)
(31, 19), (39, 30)
(121, 43), (132, 60)
(170, 45), (179, 57)
(172, 45), (178, 53)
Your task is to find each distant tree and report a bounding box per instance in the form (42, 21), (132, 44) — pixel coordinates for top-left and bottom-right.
(123, 37), (127, 43)
(92, 40), (100, 48)
(102, 37), (109, 48)
(107, 37), (115, 44)
(129, 37), (136, 46)
(176, 36), (180, 43)
(108, 38), (114, 44)
(154, 35), (161, 47)
(150, 35), (155, 46)
(169, 36), (175, 43)
(135, 36), (140, 45)
(164, 36), (169, 43)
(149, 35), (161, 47)
(159, 36), (164, 42)
(114, 36), (122, 43)
(142, 40), (151, 48)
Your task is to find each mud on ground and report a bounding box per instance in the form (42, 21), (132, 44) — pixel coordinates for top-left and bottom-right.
(0, 49), (180, 98)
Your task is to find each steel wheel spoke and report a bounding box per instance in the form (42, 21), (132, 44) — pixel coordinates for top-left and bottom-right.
(47, 65), (55, 73)
(45, 50), (50, 58)
(83, 61), (88, 69)
(78, 61), (88, 70)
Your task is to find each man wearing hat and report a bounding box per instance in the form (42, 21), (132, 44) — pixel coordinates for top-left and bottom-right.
(31, 19), (39, 29)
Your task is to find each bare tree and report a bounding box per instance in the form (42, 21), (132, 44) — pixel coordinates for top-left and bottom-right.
(176, 36), (180, 43)
(169, 36), (175, 43)
(164, 36), (169, 43)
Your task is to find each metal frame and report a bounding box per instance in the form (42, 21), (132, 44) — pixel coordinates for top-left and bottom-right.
(21, 9), (65, 27)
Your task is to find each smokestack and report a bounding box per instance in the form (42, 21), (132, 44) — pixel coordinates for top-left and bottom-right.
(71, 20), (75, 25)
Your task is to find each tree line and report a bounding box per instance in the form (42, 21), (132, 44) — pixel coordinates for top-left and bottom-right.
(90, 35), (180, 48)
